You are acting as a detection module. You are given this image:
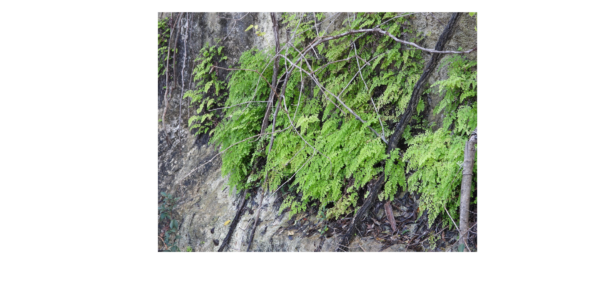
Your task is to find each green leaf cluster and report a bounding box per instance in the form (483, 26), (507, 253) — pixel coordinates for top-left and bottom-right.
(158, 17), (175, 78)
(204, 13), (423, 220)
(403, 55), (477, 229)
(159, 191), (181, 252)
(184, 43), (229, 135)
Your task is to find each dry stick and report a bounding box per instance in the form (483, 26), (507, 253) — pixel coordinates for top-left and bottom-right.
(279, 53), (387, 144)
(442, 220), (478, 249)
(307, 27), (475, 56)
(209, 66), (273, 88)
(443, 205), (471, 252)
(345, 12), (417, 49)
(352, 41), (385, 139)
(266, 19), (438, 144)
(158, 235), (168, 249)
(279, 89), (332, 174)
(437, 162), (471, 250)
(273, 149), (315, 193)
(259, 13), (281, 136)
(359, 244), (366, 252)
(336, 13), (464, 252)
(265, 144), (306, 176)
(270, 59), (333, 170)
(458, 127), (477, 251)
(288, 45), (345, 115)
(218, 188), (249, 252)
(208, 101), (269, 112)
(468, 222), (478, 234)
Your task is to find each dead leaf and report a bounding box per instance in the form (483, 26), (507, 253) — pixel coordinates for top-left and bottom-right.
(224, 220), (231, 226)
(371, 218), (380, 226)
(384, 202), (397, 232)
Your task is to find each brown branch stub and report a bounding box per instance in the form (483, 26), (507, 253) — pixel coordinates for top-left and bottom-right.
(458, 127), (477, 252)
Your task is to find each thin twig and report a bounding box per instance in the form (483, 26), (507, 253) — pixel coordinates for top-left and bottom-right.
(158, 235), (168, 249)
(443, 205), (471, 252)
(210, 66), (273, 88)
(279, 53), (388, 144)
(306, 27), (475, 56)
(177, 126), (291, 184)
(352, 41), (386, 139)
(208, 101), (269, 112)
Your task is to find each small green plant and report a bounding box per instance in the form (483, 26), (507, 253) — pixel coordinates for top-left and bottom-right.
(428, 233), (440, 250)
(319, 225), (329, 236)
(159, 191), (181, 252)
(186, 246), (193, 252)
(158, 17), (176, 77)
(245, 25), (266, 37)
(183, 43), (229, 135)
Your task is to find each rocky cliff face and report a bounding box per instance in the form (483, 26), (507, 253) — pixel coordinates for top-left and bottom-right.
(158, 12), (476, 252)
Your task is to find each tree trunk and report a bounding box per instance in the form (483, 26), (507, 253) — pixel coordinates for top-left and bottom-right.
(459, 127), (477, 251)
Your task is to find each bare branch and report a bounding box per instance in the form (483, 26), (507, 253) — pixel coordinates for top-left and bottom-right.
(208, 101), (269, 112)
(306, 27), (475, 56)
(273, 149), (316, 193)
(443, 205), (471, 252)
(459, 127), (477, 251)
(279, 52), (389, 144)
(280, 92), (332, 169)
(353, 41), (386, 139)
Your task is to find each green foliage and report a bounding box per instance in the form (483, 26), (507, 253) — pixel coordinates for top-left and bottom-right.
(184, 42), (229, 135)
(159, 192), (181, 252)
(245, 24), (266, 37)
(403, 55), (477, 229)
(433, 55), (477, 136)
(202, 13), (424, 220)
(158, 17), (176, 77)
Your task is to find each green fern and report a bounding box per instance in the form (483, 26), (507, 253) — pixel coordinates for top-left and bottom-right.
(214, 13), (425, 219)
(404, 55), (477, 229)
